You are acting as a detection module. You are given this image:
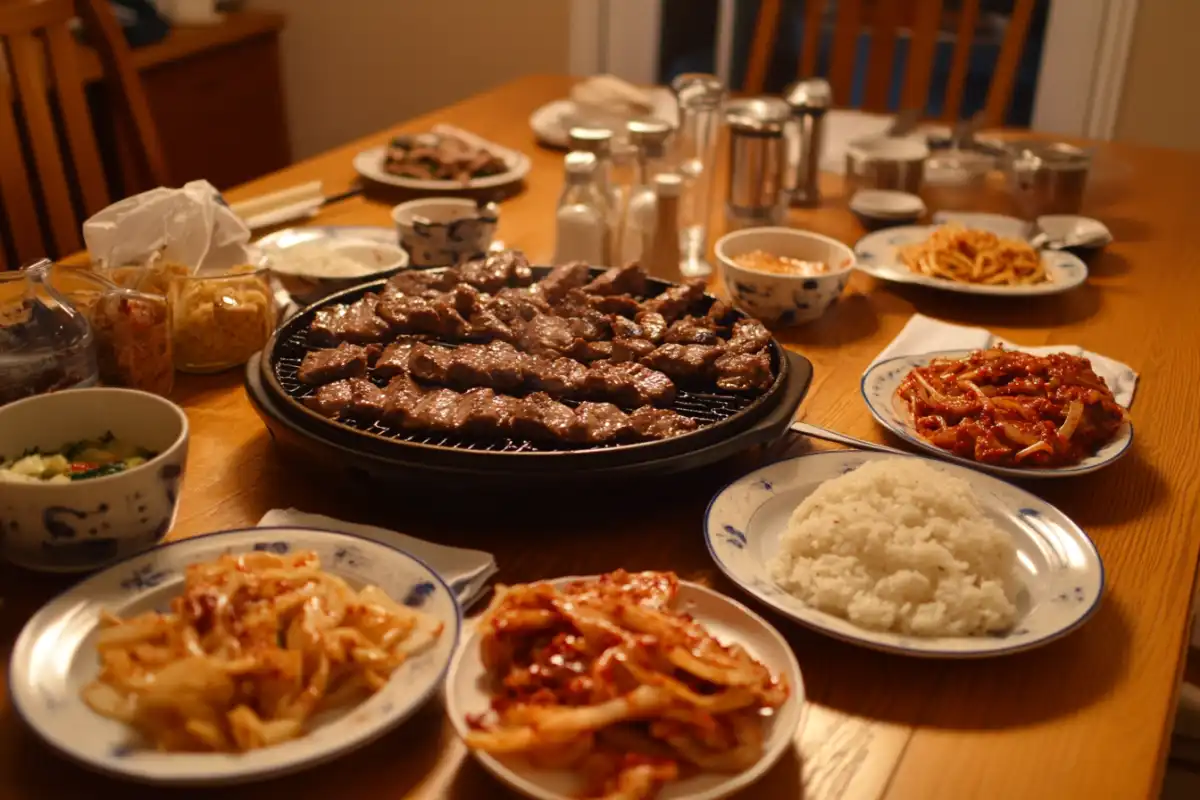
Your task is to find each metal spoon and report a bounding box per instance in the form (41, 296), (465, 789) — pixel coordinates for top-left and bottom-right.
(789, 421), (909, 456)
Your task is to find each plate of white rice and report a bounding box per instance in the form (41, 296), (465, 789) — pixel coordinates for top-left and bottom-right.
(704, 451), (1103, 657)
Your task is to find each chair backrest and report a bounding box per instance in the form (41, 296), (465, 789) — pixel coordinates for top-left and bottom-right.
(744, 0), (1036, 125)
(0, 0), (168, 266)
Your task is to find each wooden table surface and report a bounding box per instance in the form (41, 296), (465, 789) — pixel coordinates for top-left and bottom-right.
(3, 74), (1199, 800)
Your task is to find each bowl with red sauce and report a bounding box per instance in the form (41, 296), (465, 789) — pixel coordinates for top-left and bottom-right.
(715, 227), (855, 328)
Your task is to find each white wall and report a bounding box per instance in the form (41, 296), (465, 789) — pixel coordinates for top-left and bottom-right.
(245, 0), (571, 159)
(1114, 0), (1200, 151)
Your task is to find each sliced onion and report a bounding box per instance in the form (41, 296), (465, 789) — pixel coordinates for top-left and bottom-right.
(1015, 440), (1054, 461)
(999, 422), (1039, 447)
(914, 372), (947, 403)
(1058, 400), (1084, 440)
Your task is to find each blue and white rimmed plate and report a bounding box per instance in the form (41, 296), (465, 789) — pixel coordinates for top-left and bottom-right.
(862, 349), (1134, 479)
(853, 224), (1089, 296)
(444, 576), (805, 800)
(8, 526), (462, 786)
(705, 452), (1104, 658)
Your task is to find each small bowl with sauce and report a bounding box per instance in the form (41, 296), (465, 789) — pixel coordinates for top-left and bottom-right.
(715, 227), (855, 328)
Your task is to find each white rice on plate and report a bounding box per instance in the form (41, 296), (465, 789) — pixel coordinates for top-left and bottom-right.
(768, 459), (1019, 637)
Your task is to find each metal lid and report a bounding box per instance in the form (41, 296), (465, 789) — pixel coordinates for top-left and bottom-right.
(783, 78), (832, 113)
(653, 172), (683, 198)
(564, 150), (598, 177)
(626, 119), (672, 158)
(671, 73), (725, 108)
(567, 127), (613, 156)
(1006, 140), (1091, 171)
(724, 97), (790, 136)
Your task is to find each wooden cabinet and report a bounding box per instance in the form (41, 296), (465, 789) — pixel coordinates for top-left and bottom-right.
(78, 11), (291, 192)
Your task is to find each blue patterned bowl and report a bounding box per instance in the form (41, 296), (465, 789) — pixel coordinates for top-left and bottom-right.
(715, 227), (855, 328)
(0, 388), (188, 573)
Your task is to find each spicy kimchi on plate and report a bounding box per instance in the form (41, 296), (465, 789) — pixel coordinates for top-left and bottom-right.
(447, 570), (803, 800)
(893, 347), (1128, 469)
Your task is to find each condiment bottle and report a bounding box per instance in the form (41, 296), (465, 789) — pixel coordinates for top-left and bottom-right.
(671, 73), (726, 277)
(553, 151), (610, 266)
(642, 173), (683, 283)
(618, 119), (673, 266)
(568, 127), (617, 262)
(783, 78), (831, 207)
(724, 98), (790, 231)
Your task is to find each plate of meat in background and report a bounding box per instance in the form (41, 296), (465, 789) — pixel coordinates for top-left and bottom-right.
(353, 125), (532, 192)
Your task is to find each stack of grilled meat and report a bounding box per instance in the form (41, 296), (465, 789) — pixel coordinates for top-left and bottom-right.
(293, 251), (776, 448)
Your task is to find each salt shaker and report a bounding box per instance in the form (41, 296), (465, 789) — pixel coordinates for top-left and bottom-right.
(553, 152), (609, 266)
(642, 173), (684, 283)
(568, 127), (617, 262)
(783, 78), (831, 207)
(671, 73), (726, 277)
(618, 119), (673, 265)
(724, 98), (790, 230)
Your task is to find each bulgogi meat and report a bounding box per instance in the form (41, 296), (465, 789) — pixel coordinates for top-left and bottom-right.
(640, 343), (726, 383)
(629, 406), (699, 439)
(583, 263), (647, 296)
(309, 293), (391, 345)
(458, 250), (534, 293)
(297, 342), (370, 385)
(304, 377), (385, 419)
(384, 132), (508, 183)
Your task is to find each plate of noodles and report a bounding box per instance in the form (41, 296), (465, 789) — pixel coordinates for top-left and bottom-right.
(853, 224), (1088, 296)
(862, 348), (1133, 479)
(8, 527), (461, 785)
(705, 451), (1104, 658)
(445, 570), (804, 800)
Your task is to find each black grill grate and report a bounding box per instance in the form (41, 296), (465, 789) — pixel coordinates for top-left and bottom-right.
(271, 329), (767, 453)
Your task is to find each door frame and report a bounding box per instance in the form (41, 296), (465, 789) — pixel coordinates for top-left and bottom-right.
(569, 0), (1140, 140)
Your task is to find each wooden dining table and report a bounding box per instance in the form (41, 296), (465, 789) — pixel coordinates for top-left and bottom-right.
(2, 74), (1198, 800)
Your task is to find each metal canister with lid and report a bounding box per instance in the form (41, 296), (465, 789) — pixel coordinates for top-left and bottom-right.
(724, 98), (790, 231)
(1004, 141), (1092, 218)
(782, 78), (832, 207)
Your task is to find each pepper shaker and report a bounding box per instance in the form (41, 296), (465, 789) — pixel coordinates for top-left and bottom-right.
(568, 127), (618, 262)
(671, 73), (726, 277)
(783, 78), (832, 207)
(724, 98), (790, 230)
(619, 119), (673, 265)
(554, 151), (609, 266)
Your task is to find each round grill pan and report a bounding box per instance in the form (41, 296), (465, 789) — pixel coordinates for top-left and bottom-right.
(252, 267), (813, 479)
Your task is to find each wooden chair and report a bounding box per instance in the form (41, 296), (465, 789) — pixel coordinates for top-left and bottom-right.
(744, 0), (1036, 126)
(0, 0), (168, 266)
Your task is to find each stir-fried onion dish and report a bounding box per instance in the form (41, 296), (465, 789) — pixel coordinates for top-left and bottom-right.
(895, 348), (1127, 468)
(83, 550), (444, 752)
(465, 570), (789, 800)
(899, 224), (1046, 286)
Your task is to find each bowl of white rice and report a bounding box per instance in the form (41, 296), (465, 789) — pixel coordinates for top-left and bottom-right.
(768, 458), (1018, 637)
(704, 451), (1104, 657)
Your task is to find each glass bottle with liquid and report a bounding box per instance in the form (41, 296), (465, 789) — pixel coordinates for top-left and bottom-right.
(553, 151), (610, 266)
(618, 119), (673, 266)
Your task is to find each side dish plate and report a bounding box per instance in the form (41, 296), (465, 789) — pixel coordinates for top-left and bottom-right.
(854, 225), (1089, 296)
(9, 527), (461, 786)
(705, 451), (1105, 658)
(445, 577), (806, 800)
(862, 350), (1134, 479)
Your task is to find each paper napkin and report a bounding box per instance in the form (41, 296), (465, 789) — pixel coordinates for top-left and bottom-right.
(872, 314), (1139, 408)
(257, 509), (497, 607)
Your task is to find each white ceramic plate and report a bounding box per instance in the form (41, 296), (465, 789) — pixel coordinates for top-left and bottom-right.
(529, 92), (679, 149)
(256, 224), (398, 250)
(353, 126), (531, 192)
(9, 526), (462, 786)
(705, 451), (1105, 658)
(445, 576), (805, 800)
(854, 224), (1089, 296)
(862, 349), (1134, 479)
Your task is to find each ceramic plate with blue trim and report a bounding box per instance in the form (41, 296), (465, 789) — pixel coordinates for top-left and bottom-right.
(862, 350), (1134, 479)
(853, 225), (1089, 296)
(705, 452), (1104, 658)
(8, 526), (462, 785)
(444, 575), (806, 800)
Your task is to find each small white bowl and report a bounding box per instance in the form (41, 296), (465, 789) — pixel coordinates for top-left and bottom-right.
(849, 189), (926, 230)
(715, 227), (855, 328)
(392, 198), (499, 267)
(1036, 214), (1113, 251)
(0, 388), (189, 572)
(262, 229), (409, 304)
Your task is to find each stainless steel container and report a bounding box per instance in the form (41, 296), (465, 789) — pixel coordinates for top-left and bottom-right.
(1004, 141), (1091, 218)
(845, 136), (930, 194)
(783, 78), (832, 207)
(724, 98), (790, 230)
